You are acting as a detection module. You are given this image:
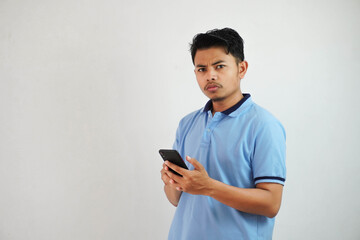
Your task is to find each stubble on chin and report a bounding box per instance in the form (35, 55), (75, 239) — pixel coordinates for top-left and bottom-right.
(210, 96), (226, 102)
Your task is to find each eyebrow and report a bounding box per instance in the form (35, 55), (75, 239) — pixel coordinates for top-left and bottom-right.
(196, 60), (225, 68)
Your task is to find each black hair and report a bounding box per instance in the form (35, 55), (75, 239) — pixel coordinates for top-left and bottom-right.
(190, 28), (245, 64)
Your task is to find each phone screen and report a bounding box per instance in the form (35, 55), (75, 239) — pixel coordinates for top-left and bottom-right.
(159, 149), (188, 176)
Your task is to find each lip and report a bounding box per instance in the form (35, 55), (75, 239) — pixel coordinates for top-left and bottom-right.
(205, 83), (221, 92)
(207, 86), (219, 92)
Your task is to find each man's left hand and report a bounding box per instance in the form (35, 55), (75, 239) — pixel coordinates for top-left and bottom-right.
(164, 156), (213, 195)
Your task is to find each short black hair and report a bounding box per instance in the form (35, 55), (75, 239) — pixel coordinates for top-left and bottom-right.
(190, 28), (245, 64)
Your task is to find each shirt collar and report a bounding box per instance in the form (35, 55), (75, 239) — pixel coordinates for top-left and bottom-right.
(203, 93), (251, 115)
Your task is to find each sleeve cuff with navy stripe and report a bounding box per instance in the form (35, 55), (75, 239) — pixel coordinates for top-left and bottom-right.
(254, 176), (286, 185)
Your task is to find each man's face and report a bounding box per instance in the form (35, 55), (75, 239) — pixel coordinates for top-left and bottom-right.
(194, 47), (247, 102)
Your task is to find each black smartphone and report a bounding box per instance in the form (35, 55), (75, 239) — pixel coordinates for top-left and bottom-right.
(159, 149), (188, 177)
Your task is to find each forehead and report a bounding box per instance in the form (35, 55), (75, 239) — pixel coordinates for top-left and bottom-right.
(194, 47), (236, 65)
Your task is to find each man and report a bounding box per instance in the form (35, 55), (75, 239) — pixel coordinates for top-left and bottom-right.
(160, 28), (286, 240)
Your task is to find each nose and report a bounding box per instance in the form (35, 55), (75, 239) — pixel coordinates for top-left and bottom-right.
(206, 68), (217, 81)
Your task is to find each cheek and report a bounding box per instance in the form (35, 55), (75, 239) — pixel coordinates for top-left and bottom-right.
(196, 77), (206, 88)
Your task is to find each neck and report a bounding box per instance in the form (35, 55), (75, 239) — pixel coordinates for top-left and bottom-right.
(212, 92), (244, 114)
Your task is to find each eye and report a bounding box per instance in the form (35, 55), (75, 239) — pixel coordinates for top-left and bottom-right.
(197, 68), (206, 72)
(216, 65), (225, 69)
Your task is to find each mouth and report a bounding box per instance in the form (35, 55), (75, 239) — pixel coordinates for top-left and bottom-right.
(205, 83), (221, 92)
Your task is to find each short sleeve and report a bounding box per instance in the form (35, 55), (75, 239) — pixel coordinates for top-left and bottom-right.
(252, 119), (286, 185)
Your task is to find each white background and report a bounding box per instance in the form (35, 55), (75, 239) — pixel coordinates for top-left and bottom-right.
(1, 0), (359, 239)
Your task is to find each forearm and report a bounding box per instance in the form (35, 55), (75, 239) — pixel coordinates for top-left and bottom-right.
(206, 179), (283, 218)
(164, 184), (182, 207)
(164, 158), (283, 216)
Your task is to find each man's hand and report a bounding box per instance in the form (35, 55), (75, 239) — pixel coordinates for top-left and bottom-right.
(160, 162), (182, 206)
(164, 156), (213, 195)
(160, 162), (172, 185)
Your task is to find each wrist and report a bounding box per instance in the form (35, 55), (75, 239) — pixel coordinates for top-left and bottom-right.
(205, 178), (218, 197)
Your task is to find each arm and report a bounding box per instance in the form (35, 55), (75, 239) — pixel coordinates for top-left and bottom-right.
(164, 157), (283, 218)
(207, 179), (283, 218)
(161, 163), (182, 206)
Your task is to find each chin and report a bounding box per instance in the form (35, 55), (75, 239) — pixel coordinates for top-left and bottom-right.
(210, 96), (226, 102)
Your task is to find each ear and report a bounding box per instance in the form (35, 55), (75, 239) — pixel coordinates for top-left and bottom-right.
(238, 61), (248, 79)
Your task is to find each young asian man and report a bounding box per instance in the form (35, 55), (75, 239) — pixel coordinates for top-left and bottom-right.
(160, 28), (286, 240)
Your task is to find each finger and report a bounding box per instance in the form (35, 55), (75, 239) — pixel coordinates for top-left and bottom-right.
(165, 161), (187, 176)
(162, 165), (169, 171)
(165, 167), (184, 183)
(162, 163), (169, 171)
(161, 167), (173, 183)
(161, 166), (169, 175)
(163, 163), (175, 175)
(162, 168), (173, 179)
(161, 172), (171, 184)
(165, 175), (181, 187)
(186, 156), (204, 170)
(168, 181), (182, 191)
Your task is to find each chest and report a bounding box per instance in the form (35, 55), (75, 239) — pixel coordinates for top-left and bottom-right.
(181, 113), (256, 187)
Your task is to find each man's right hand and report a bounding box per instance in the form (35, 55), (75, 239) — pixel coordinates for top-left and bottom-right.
(161, 163), (182, 206)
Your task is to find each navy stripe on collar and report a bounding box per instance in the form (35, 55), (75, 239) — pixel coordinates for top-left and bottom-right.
(203, 94), (251, 115)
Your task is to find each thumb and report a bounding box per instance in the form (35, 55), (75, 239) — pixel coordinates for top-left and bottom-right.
(186, 156), (203, 170)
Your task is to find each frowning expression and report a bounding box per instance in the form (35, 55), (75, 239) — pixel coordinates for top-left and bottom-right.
(194, 47), (247, 102)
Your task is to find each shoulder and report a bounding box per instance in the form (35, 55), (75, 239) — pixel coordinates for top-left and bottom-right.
(178, 107), (205, 127)
(174, 107), (205, 145)
(244, 101), (286, 137)
(253, 103), (279, 120)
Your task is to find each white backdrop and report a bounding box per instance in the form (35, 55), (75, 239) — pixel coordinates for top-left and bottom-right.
(1, 0), (359, 239)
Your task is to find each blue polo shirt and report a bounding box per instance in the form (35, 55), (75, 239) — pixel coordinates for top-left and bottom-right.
(168, 94), (286, 240)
